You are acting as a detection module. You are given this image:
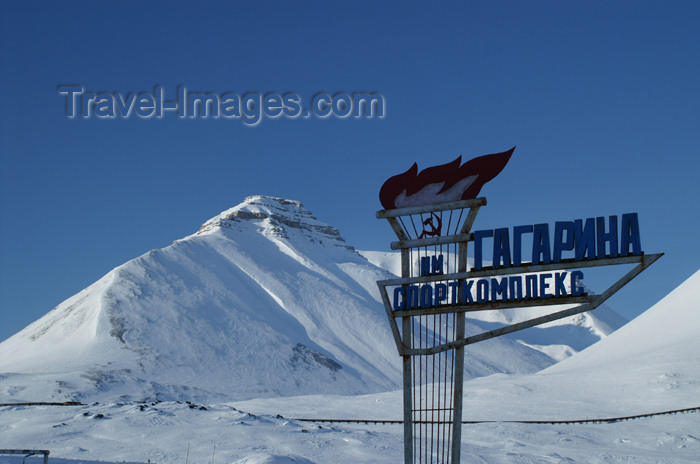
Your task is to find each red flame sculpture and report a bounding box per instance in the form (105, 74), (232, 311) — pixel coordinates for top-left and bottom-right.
(379, 147), (515, 210)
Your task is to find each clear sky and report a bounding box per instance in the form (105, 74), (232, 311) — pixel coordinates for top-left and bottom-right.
(1, 1), (699, 343)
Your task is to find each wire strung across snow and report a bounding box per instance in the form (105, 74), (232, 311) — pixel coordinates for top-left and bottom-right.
(288, 406), (700, 426)
(2, 402), (697, 425)
(0, 402), (83, 407)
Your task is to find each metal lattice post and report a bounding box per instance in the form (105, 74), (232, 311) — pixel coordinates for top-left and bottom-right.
(451, 312), (465, 462)
(450, 206), (479, 462)
(401, 247), (414, 464)
(377, 199), (486, 463)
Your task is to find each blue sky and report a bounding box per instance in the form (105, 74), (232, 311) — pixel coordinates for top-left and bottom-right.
(1, 1), (698, 342)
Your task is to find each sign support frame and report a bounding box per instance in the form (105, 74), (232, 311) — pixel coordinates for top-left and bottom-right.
(376, 197), (662, 463)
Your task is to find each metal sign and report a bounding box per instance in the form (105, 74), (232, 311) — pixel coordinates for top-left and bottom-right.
(376, 148), (662, 463)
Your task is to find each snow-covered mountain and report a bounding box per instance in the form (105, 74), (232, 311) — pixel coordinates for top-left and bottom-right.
(0, 196), (401, 402)
(0, 196), (625, 404)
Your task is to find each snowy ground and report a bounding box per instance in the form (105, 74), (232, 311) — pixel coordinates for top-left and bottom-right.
(1, 390), (698, 464)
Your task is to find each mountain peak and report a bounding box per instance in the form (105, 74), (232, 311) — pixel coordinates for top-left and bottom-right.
(243, 195), (305, 209)
(197, 195), (351, 248)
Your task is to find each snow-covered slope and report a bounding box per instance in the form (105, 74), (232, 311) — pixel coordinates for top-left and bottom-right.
(0, 196), (624, 405)
(548, 269), (700, 373)
(454, 269), (700, 421)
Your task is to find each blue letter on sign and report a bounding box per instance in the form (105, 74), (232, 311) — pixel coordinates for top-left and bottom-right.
(420, 285), (433, 308)
(462, 281), (474, 304)
(493, 228), (512, 268)
(555, 272), (568, 296)
(393, 287), (406, 310)
(597, 216), (618, 258)
(491, 277), (508, 301)
(571, 271), (584, 296)
(620, 213), (642, 256)
(435, 283), (448, 305)
(574, 218), (596, 261)
(477, 279), (489, 303)
(473, 230), (493, 270)
(513, 225), (533, 266)
(553, 221), (574, 263)
(532, 224), (551, 265)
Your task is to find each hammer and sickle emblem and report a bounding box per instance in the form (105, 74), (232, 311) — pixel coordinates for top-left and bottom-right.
(419, 213), (442, 239)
